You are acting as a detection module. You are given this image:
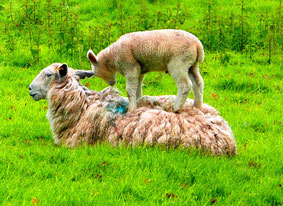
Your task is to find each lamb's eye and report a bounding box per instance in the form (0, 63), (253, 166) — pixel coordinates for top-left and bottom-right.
(46, 73), (52, 78)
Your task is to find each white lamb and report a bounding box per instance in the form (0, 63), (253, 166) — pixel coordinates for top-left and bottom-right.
(87, 29), (204, 113)
(28, 63), (237, 155)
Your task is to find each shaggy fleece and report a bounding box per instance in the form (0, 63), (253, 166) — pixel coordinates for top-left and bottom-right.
(47, 75), (237, 155)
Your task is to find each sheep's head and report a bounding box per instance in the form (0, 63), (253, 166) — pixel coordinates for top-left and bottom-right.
(29, 63), (94, 101)
(87, 49), (116, 86)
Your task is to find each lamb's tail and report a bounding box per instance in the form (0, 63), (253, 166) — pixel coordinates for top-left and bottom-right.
(196, 40), (205, 63)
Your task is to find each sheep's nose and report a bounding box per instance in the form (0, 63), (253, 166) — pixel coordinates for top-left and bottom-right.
(29, 86), (32, 91)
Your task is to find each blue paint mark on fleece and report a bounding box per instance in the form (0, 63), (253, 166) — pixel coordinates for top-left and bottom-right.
(107, 100), (128, 115)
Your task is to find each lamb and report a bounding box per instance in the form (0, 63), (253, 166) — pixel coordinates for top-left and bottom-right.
(87, 29), (204, 113)
(29, 63), (237, 155)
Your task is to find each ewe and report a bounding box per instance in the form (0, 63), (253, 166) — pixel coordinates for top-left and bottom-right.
(87, 29), (204, 113)
(29, 63), (237, 155)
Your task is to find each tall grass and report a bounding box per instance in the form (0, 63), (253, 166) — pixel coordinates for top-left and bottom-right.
(0, 0), (281, 68)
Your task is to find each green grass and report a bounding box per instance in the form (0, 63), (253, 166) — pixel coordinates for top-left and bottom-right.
(0, 0), (282, 204)
(0, 52), (282, 205)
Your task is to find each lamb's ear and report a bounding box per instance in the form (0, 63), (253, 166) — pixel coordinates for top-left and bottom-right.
(57, 63), (68, 78)
(87, 50), (97, 64)
(75, 70), (95, 79)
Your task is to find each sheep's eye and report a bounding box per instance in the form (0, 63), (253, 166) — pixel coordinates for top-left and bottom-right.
(46, 73), (52, 78)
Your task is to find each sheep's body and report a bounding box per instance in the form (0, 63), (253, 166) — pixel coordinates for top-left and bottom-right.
(47, 75), (236, 155)
(87, 29), (205, 113)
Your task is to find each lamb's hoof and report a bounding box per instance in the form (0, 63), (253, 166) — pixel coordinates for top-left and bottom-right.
(126, 108), (136, 114)
(127, 105), (136, 113)
(174, 110), (180, 114)
(194, 103), (203, 108)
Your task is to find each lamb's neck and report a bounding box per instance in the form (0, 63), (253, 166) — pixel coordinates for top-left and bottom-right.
(97, 43), (119, 71)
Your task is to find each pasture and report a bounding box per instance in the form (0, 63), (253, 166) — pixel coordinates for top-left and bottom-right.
(0, 0), (282, 205)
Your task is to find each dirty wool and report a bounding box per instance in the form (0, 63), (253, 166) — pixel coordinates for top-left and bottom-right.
(47, 75), (237, 155)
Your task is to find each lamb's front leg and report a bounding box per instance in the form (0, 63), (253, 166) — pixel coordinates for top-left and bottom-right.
(136, 74), (145, 100)
(126, 74), (139, 113)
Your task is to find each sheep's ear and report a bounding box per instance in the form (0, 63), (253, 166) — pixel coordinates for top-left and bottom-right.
(57, 63), (68, 78)
(75, 70), (95, 79)
(87, 50), (97, 64)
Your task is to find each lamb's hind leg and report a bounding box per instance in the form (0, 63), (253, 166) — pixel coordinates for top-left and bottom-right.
(168, 63), (193, 113)
(189, 63), (204, 108)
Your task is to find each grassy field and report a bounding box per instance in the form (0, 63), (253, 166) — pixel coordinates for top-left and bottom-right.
(0, 52), (282, 205)
(0, 0), (282, 205)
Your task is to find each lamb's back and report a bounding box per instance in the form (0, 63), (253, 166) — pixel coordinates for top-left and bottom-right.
(116, 30), (200, 71)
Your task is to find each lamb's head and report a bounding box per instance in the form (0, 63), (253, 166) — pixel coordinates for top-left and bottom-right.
(87, 49), (116, 86)
(29, 63), (94, 101)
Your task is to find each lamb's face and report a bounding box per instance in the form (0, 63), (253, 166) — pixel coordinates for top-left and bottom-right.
(29, 63), (94, 101)
(87, 50), (117, 86)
